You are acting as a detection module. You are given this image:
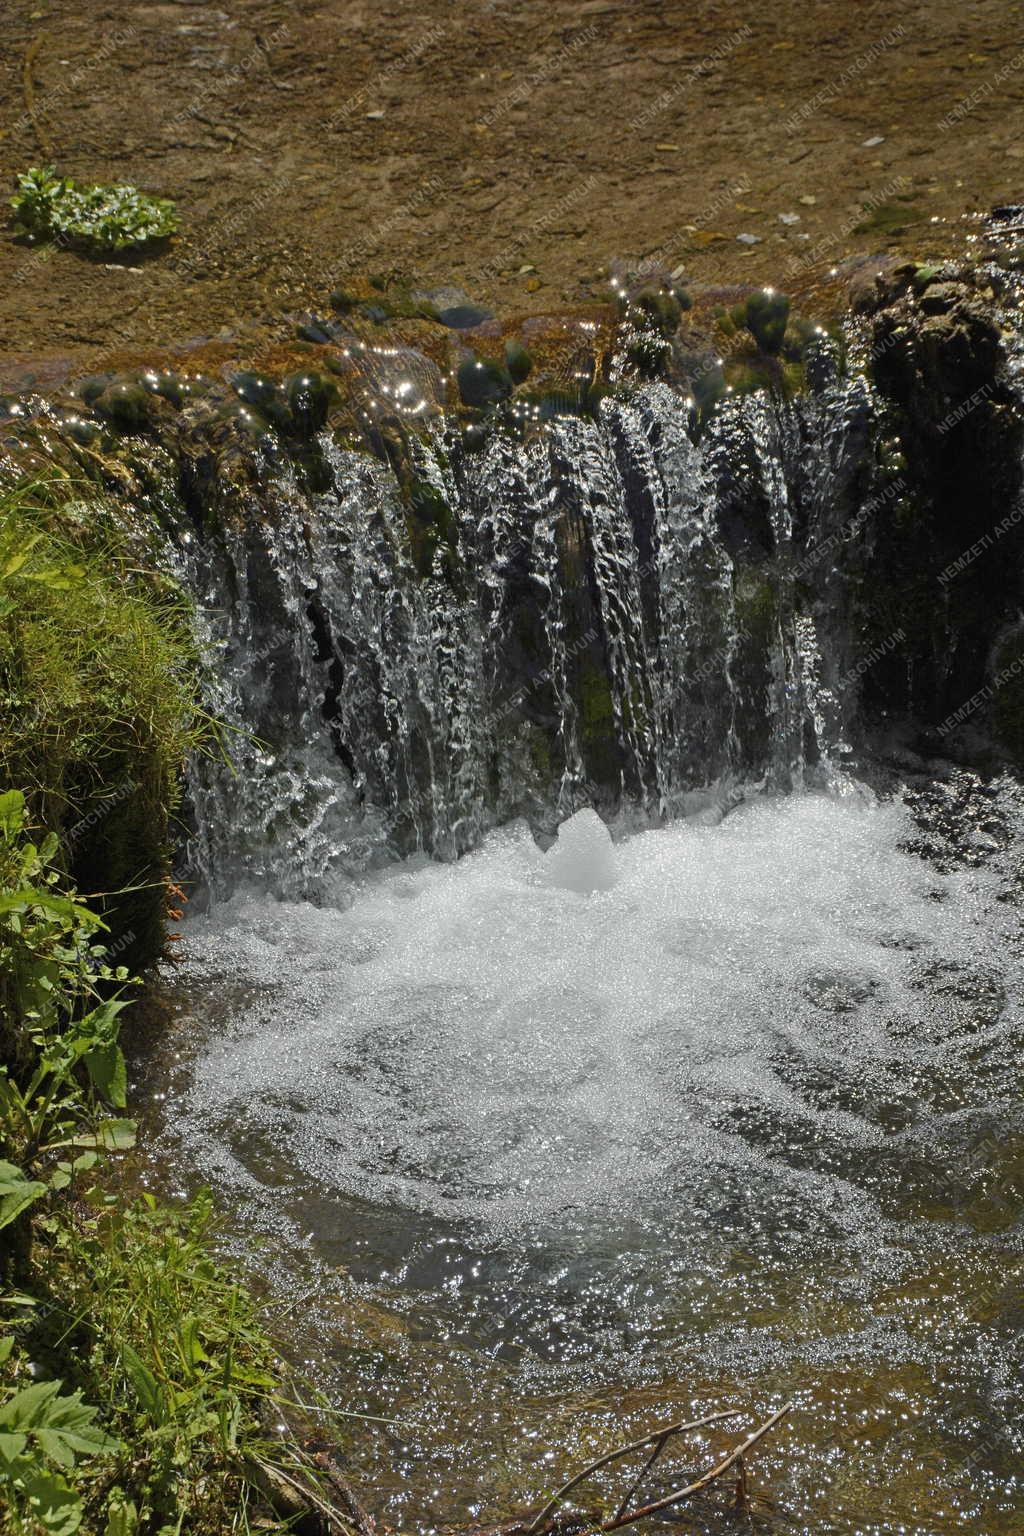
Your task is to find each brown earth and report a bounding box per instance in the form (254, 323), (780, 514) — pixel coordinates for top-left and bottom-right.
(1, 0), (1022, 382)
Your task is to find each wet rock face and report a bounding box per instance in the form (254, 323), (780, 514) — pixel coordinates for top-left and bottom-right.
(858, 275), (1024, 732)
(900, 769), (1017, 871)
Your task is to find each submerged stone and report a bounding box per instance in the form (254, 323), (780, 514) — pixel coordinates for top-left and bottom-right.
(437, 303), (494, 329)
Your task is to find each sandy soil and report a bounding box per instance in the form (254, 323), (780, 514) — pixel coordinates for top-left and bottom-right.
(1, 0), (1022, 376)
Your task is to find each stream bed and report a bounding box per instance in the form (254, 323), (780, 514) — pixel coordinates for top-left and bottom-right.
(139, 786), (1024, 1535)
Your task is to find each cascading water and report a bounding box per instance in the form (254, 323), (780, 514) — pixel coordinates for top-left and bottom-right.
(179, 364), (878, 902)
(134, 335), (1024, 1535)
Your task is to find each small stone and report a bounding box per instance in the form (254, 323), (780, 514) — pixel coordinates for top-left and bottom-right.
(862, 135), (885, 147)
(366, 110), (385, 119)
(778, 212), (801, 225)
(736, 233), (762, 245)
(655, 142), (679, 151)
(436, 303), (494, 329)
(799, 194), (817, 206)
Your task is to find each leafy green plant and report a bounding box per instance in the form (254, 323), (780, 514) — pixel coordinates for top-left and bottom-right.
(0, 795), (297, 1533)
(0, 1341), (121, 1536)
(0, 788), (136, 1272)
(10, 166), (178, 254)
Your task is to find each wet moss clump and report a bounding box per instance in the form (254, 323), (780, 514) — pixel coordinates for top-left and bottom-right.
(92, 380), (155, 432)
(743, 289), (791, 355)
(285, 370), (335, 438)
(505, 339), (533, 384)
(457, 355), (514, 409)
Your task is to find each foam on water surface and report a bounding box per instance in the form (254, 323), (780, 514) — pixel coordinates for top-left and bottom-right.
(145, 789), (1024, 1534)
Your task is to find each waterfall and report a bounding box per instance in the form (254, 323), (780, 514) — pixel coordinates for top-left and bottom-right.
(170, 361), (886, 902)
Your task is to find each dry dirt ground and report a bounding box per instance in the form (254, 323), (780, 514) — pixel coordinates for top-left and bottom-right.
(1, 0), (1023, 379)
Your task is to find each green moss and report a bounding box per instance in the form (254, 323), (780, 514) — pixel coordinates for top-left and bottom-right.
(0, 474), (206, 969)
(731, 568), (778, 770)
(577, 653), (619, 787)
(405, 477), (459, 579)
(632, 283), (682, 336)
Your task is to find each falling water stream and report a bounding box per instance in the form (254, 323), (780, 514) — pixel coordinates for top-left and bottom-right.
(136, 366), (1024, 1534)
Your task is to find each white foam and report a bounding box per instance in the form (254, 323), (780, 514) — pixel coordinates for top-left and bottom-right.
(164, 791), (1019, 1254)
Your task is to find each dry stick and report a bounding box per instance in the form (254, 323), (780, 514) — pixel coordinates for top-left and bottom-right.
(609, 1431), (670, 1525)
(526, 1410), (743, 1535)
(599, 1401), (794, 1533)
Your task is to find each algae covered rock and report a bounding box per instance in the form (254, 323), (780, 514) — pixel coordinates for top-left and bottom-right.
(504, 339), (533, 384)
(92, 379), (155, 431)
(457, 355), (513, 409)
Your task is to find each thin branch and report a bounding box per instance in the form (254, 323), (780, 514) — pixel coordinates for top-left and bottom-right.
(526, 1409), (742, 1534)
(609, 1432), (669, 1525)
(599, 1401), (793, 1532)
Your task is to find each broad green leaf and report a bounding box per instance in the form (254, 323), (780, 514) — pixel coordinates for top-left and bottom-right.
(21, 1469), (83, 1536)
(0, 1429), (27, 1463)
(0, 1378), (62, 1430)
(83, 1043), (127, 1108)
(0, 789), (25, 835)
(103, 1493), (138, 1536)
(53, 1119), (136, 1153)
(0, 1161), (48, 1230)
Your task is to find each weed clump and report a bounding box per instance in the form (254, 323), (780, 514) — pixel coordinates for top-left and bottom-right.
(10, 166), (179, 255)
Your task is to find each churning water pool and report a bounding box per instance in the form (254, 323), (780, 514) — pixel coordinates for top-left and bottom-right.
(141, 789), (1024, 1535)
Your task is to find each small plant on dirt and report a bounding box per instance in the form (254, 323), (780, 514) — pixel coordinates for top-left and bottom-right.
(10, 166), (179, 254)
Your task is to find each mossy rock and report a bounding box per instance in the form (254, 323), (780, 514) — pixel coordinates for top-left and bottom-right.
(744, 290), (791, 355)
(457, 356), (513, 409)
(63, 415), (100, 446)
(285, 371), (335, 437)
(437, 303), (494, 329)
(92, 380), (155, 432)
(505, 339), (533, 384)
(143, 370), (186, 409)
(231, 370), (288, 426)
(77, 374), (114, 406)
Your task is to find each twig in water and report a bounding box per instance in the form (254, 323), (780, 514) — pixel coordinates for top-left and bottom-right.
(526, 1409), (743, 1534)
(599, 1401), (793, 1531)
